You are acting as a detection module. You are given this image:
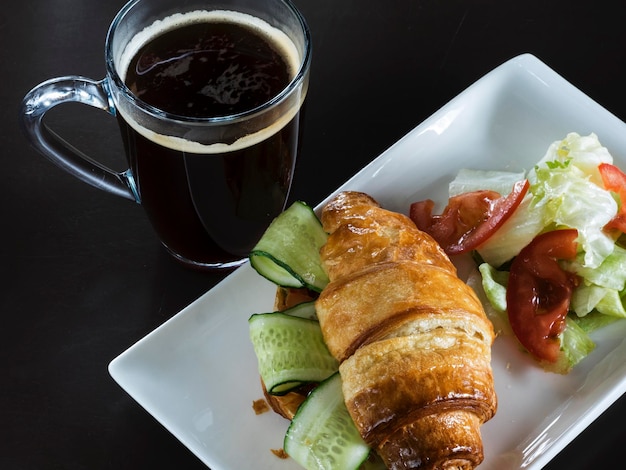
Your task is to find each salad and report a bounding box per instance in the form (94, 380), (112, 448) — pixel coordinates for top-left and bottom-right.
(410, 132), (626, 374)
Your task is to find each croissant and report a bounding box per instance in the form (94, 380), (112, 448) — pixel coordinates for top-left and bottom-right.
(315, 191), (497, 470)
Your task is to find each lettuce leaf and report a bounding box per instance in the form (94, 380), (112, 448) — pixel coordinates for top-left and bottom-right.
(474, 263), (511, 336)
(448, 169), (526, 197)
(566, 244), (626, 291)
(572, 310), (622, 333)
(476, 193), (544, 268)
(559, 316), (596, 372)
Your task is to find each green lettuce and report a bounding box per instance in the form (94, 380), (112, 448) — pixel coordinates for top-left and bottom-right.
(560, 316), (596, 371)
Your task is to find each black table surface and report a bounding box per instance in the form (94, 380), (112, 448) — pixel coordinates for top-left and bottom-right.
(4, 0), (626, 468)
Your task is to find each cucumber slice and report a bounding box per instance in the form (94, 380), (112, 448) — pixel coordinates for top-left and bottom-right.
(285, 372), (370, 470)
(248, 312), (338, 395)
(283, 300), (317, 320)
(249, 201), (329, 292)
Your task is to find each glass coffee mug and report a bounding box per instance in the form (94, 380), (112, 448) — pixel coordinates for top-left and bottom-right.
(20, 0), (311, 270)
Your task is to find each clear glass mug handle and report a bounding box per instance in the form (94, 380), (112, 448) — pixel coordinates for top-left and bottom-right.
(20, 76), (140, 202)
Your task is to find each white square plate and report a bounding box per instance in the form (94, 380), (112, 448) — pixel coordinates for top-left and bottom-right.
(109, 53), (626, 469)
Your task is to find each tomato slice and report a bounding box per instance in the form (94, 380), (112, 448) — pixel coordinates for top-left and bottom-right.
(410, 190), (497, 250)
(410, 179), (529, 255)
(506, 229), (579, 363)
(599, 163), (626, 233)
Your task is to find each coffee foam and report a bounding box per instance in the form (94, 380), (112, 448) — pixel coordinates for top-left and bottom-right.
(116, 9), (305, 154)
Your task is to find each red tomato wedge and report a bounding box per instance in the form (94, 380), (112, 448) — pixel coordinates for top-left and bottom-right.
(506, 229), (579, 363)
(410, 179), (529, 255)
(599, 163), (626, 233)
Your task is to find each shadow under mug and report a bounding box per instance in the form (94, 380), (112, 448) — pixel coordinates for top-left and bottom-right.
(20, 0), (312, 270)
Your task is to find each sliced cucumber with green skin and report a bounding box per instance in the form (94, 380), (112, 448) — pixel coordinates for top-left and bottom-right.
(285, 372), (371, 470)
(249, 201), (329, 292)
(282, 300), (318, 320)
(248, 312), (338, 395)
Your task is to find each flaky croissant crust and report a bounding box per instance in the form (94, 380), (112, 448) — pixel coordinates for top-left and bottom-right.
(315, 191), (497, 470)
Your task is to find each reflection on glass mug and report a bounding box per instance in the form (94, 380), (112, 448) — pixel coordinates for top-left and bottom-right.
(20, 0), (311, 270)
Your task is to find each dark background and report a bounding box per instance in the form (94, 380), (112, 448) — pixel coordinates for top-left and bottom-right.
(3, 0), (626, 468)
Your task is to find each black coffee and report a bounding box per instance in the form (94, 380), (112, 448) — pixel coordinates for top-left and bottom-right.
(117, 11), (303, 268)
(125, 21), (291, 118)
